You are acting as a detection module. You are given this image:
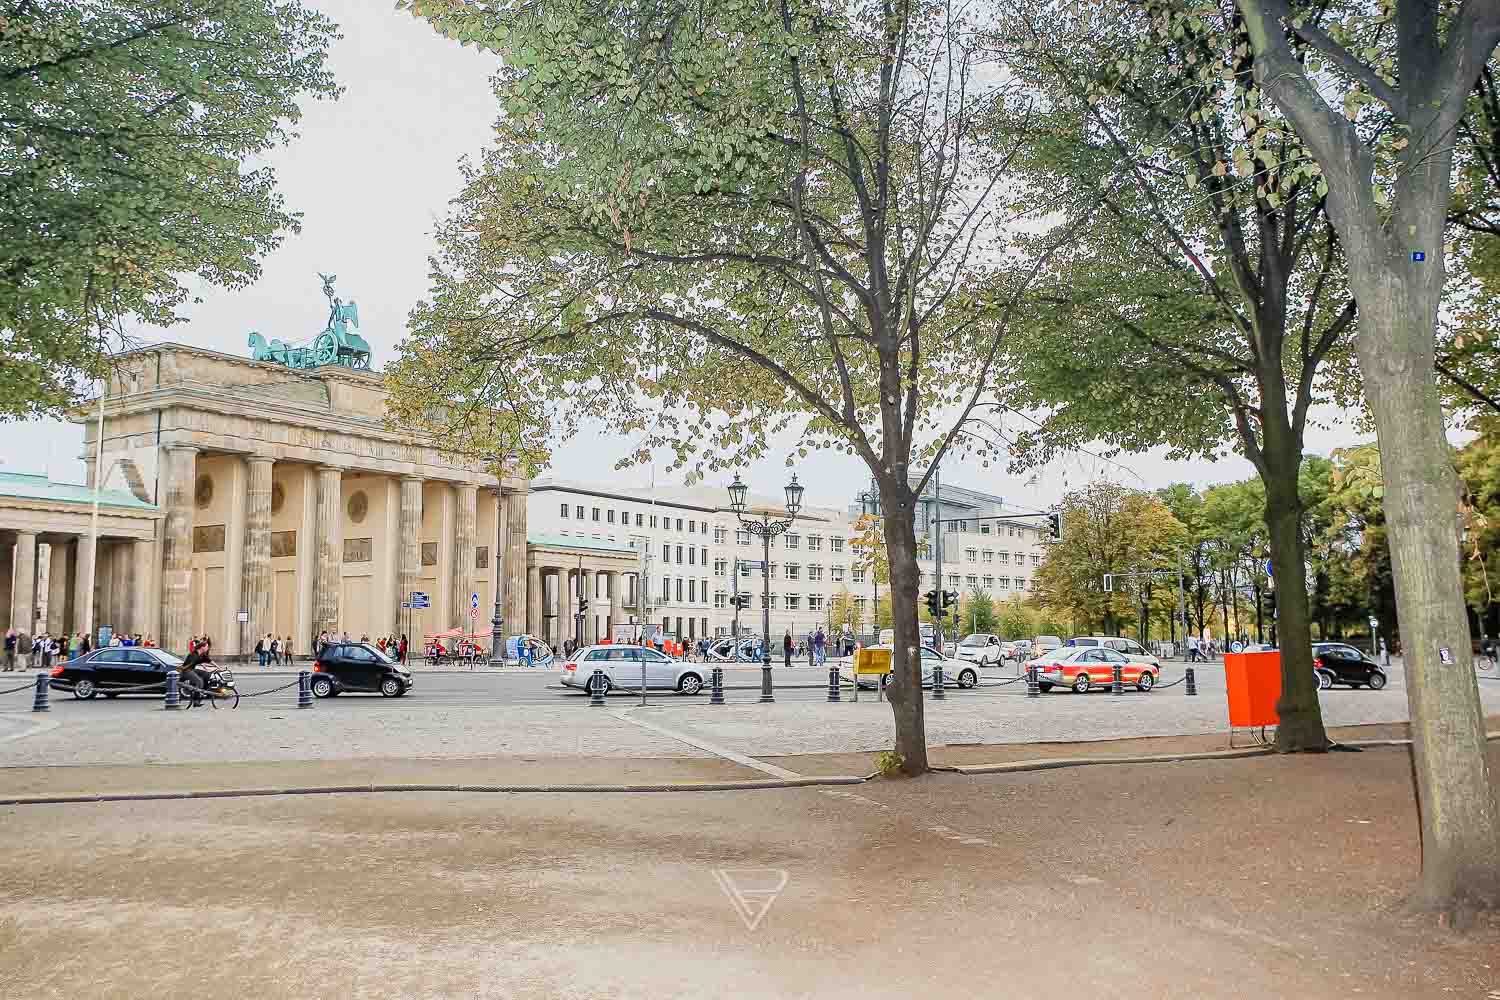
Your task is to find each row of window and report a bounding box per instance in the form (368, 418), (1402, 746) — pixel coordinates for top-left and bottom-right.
(560, 503), (710, 535)
(960, 548), (1041, 566)
(658, 576), (713, 605)
(733, 531), (846, 553)
(711, 593), (829, 612)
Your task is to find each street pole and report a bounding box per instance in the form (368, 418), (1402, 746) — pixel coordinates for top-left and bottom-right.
(761, 529), (773, 703)
(1176, 546), (1186, 654)
(934, 462), (943, 651)
(489, 485), (505, 664)
(85, 377), (106, 641)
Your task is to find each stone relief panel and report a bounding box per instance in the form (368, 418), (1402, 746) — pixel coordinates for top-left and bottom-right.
(347, 490), (368, 525)
(270, 482), (285, 515)
(421, 542), (438, 567)
(475, 546), (489, 570)
(270, 531), (297, 558)
(193, 524), (226, 553)
(343, 537), (372, 563)
(194, 475), (214, 509)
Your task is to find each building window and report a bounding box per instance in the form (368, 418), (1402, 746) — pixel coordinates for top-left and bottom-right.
(808, 595), (824, 612)
(1031, 554), (1040, 566)
(982, 550), (993, 563)
(966, 575), (978, 587)
(701, 547), (708, 565)
(980, 522), (991, 535)
(607, 509), (616, 523)
(560, 503), (570, 518)
(785, 595), (801, 611)
(999, 552), (1010, 565)
(807, 565), (823, 582)
(676, 518), (683, 531)
(661, 543), (669, 562)
(575, 505), (584, 519)
(636, 513), (643, 526)
(855, 597), (867, 613)
(983, 575), (994, 589)
(688, 547), (696, 565)
(714, 591), (727, 609)
(676, 544), (684, 564)
(689, 580), (696, 602)
(650, 515), (658, 528)
(999, 577), (1010, 590)
(808, 535), (823, 552)
(714, 526), (727, 544)
(714, 559), (728, 576)
(1016, 577), (1027, 590)
(947, 574), (959, 588)
(676, 578), (684, 602)
(784, 564), (800, 581)
(589, 507), (598, 521)
(661, 577), (670, 602)
(785, 533), (800, 549)
(852, 567), (866, 583)
(740, 562), (751, 577)
(689, 520), (696, 533)
(831, 538), (845, 553)
(765, 594), (776, 610)
(831, 565), (845, 582)
(736, 530), (750, 546)
(1008, 526), (1015, 537)
(965, 548), (978, 562)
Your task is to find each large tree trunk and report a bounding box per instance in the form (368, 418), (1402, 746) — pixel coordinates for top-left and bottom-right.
(1353, 278), (1500, 912)
(880, 493), (929, 775)
(1261, 446), (1328, 752)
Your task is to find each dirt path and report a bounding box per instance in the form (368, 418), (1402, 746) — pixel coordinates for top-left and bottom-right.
(1, 744), (1496, 999)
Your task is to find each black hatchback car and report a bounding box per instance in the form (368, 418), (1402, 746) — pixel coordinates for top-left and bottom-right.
(1312, 642), (1387, 690)
(310, 642), (412, 697)
(49, 646), (196, 699)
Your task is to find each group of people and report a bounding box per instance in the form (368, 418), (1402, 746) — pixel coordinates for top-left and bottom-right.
(252, 633), (295, 667)
(1185, 635), (1219, 662)
(4, 628), (160, 671)
(374, 634), (409, 662)
(783, 627), (829, 668)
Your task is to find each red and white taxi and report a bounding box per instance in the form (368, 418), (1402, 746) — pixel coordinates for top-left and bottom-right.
(1033, 646), (1159, 693)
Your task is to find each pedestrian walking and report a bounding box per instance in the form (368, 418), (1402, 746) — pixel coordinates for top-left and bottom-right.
(814, 627), (826, 666)
(783, 629), (793, 670)
(3, 629), (15, 671)
(255, 634), (267, 668)
(398, 633), (408, 664)
(20, 632), (34, 669)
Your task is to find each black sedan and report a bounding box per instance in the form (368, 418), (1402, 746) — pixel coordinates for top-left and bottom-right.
(1312, 642), (1387, 690)
(310, 642), (412, 697)
(49, 646), (192, 699)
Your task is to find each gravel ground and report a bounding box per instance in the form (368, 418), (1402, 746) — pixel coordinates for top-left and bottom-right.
(0, 744), (1496, 999)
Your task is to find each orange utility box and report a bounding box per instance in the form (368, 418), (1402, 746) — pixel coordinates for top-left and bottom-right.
(1224, 650), (1282, 727)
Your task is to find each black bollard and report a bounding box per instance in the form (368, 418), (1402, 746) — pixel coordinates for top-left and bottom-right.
(297, 670), (313, 709)
(826, 664), (841, 703)
(31, 671), (49, 713)
(589, 668), (606, 707)
(710, 666), (725, 705)
(932, 662), (945, 700)
(1112, 663), (1123, 696)
(1026, 664), (1039, 698)
(1185, 667), (1197, 696)
(163, 669), (181, 711)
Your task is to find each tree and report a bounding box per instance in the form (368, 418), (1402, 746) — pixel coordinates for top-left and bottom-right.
(1235, 0), (1500, 915)
(827, 587), (860, 637)
(0, 1), (340, 418)
(1032, 483), (1186, 635)
(393, 1), (1073, 774)
(996, 594), (1038, 640)
(961, 590), (997, 635)
(1001, 1), (1350, 750)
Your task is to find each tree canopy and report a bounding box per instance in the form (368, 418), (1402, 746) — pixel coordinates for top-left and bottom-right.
(0, 1), (340, 417)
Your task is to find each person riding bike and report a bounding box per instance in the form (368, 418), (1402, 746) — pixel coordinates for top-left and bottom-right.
(179, 640), (215, 706)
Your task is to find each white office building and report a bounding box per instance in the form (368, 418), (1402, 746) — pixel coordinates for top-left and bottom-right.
(527, 475), (1050, 648)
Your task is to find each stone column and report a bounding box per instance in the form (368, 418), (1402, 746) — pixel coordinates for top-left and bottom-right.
(580, 569), (596, 644)
(505, 489), (528, 640)
(46, 542), (69, 634)
(221, 457), (247, 652)
(73, 534), (94, 637)
(313, 465), (344, 637)
(492, 487), (508, 638)
(557, 567), (572, 647)
(0, 540), (12, 634)
(11, 531), (36, 635)
(603, 571), (617, 639)
(127, 539), (149, 640)
(159, 445), (198, 653)
(452, 484), (477, 630)
(399, 477), (423, 632)
(527, 564), (542, 637)
(243, 456), (274, 652)
(117, 541), (138, 635)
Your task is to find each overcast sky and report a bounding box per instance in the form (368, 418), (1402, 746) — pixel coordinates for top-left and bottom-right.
(7, 1), (1373, 510)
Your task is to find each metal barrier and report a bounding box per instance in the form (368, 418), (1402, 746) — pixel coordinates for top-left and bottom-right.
(163, 670), (181, 711)
(1026, 665), (1039, 698)
(932, 663), (945, 701)
(826, 665), (840, 703)
(1185, 667), (1197, 696)
(589, 669), (606, 707)
(31, 672), (48, 713)
(710, 666), (724, 705)
(297, 671), (313, 709)
(1111, 664), (1123, 695)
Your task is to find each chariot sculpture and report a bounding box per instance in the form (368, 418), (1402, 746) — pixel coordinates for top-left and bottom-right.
(247, 273), (373, 370)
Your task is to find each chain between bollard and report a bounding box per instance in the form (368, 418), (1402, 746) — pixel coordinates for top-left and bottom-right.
(0, 679), (37, 697)
(1155, 675), (1188, 690)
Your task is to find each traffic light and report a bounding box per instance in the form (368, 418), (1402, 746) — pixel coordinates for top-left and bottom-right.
(579, 598), (590, 614)
(733, 592), (751, 610)
(925, 590), (940, 617)
(944, 591), (960, 618)
(1047, 510), (1062, 540)
(1265, 590), (1277, 619)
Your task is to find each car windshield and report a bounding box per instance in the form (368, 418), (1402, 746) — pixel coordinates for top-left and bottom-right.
(149, 649), (184, 667)
(361, 643), (398, 662)
(959, 636), (985, 647)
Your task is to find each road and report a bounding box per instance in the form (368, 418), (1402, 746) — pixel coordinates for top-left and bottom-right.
(23, 659), (1232, 716)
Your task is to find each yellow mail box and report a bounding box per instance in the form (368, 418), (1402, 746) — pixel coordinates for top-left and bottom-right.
(853, 647), (892, 676)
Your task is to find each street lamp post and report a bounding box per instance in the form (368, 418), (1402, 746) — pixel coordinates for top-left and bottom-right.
(489, 485), (506, 665)
(728, 471), (804, 704)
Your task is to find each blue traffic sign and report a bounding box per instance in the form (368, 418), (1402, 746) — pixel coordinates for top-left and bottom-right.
(1264, 559), (1273, 578)
(471, 592), (480, 610)
(409, 591), (428, 601)
(1411, 251), (1426, 262)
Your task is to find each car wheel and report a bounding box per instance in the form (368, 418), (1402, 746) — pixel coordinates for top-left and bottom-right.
(310, 676), (334, 698)
(1038, 682), (1054, 692)
(380, 678), (401, 697)
(73, 678), (97, 700)
(678, 673), (703, 695)
(1137, 671), (1155, 692)
(1073, 673), (1091, 694)
(958, 669), (977, 689)
(1316, 670), (1334, 691)
(1367, 671), (1387, 690)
